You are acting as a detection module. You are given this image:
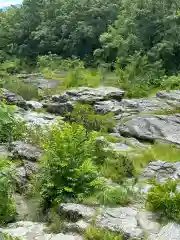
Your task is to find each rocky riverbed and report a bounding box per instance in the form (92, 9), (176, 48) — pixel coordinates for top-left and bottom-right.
(0, 78), (180, 240)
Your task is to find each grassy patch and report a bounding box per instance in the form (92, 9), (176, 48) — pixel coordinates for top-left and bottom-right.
(83, 185), (134, 207)
(84, 227), (123, 240)
(133, 143), (180, 176)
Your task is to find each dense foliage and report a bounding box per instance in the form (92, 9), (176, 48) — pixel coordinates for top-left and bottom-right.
(0, 0), (180, 96)
(34, 122), (102, 209)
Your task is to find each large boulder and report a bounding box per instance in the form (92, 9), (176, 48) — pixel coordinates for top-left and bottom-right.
(96, 207), (143, 239)
(140, 160), (180, 182)
(44, 101), (74, 115)
(95, 98), (171, 115)
(10, 141), (43, 162)
(53, 87), (125, 104)
(157, 90), (180, 102)
(148, 223), (180, 240)
(117, 115), (180, 145)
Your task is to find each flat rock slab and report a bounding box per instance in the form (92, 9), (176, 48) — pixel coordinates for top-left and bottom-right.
(118, 115), (180, 145)
(54, 87), (125, 104)
(94, 98), (171, 115)
(0, 221), (82, 240)
(96, 207), (143, 239)
(10, 141), (43, 161)
(157, 90), (180, 101)
(141, 160), (180, 182)
(18, 110), (57, 126)
(148, 223), (180, 240)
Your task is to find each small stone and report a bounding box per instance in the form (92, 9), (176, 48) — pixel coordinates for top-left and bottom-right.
(10, 141), (43, 162)
(59, 203), (95, 221)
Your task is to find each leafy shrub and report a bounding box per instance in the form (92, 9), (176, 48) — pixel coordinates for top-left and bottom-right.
(115, 55), (164, 98)
(0, 103), (25, 143)
(0, 158), (16, 224)
(101, 153), (134, 183)
(84, 227), (123, 240)
(97, 186), (133, 206)
(161, 75), (180, 90)
(67, 104), (116, 132)
(35, 122), (102, 209)
(83, 185), (134, 207)
(0, 59), (22, 74)
(146, 180), (180, 222)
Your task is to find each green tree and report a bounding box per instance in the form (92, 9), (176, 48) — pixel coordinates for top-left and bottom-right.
(99, 0), (180, 74)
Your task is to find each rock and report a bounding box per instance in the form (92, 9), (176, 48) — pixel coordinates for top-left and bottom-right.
(95, 98), (171, 115)
(157, 90), (180, 101)
(137, 210), (160, 235)
(14, 194), (30, 221)
(65, 220), (90, 233)
(94, 100), (124, 114)
(23, 161), (38, 178)
(120, 98), (171, 113)
(0, 221), (82, 240)
(148, 223), (180, 240)
(59, 203), (95, 221)
(44, 101), (74, 115)
(0, 145), (12, 158)
(108, 142), (132, 152)
(19, 110), (57, 126)
(15, 166), (28, 189)
(124, 138), (150, 149)
(141, 160), (180, 182)
(10, 141), (43, 162)
(0, 88), (26, 108)
(96, 207), (143, 239)
(118, 115), (180, 145)
(26, 101), (43, 109)
(53, 87), (125, 104)
(23, 75), (61, 89)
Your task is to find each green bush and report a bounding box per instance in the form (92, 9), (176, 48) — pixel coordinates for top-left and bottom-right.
(146, 180), (180, 222)
(0, 103), (25, 144)
(83, 185), (134, 207)
(0, 59), (22, 74)
(67, 104), (116, 132)
(101, 153), (134, 183)
(84, 227), (123, 240)
(35, 122), (102, 209)
(97, 186), (133, 206)
(0, 158), (16, 224)
(115, 55), (164, 98)
(161, 75), (180, 90)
